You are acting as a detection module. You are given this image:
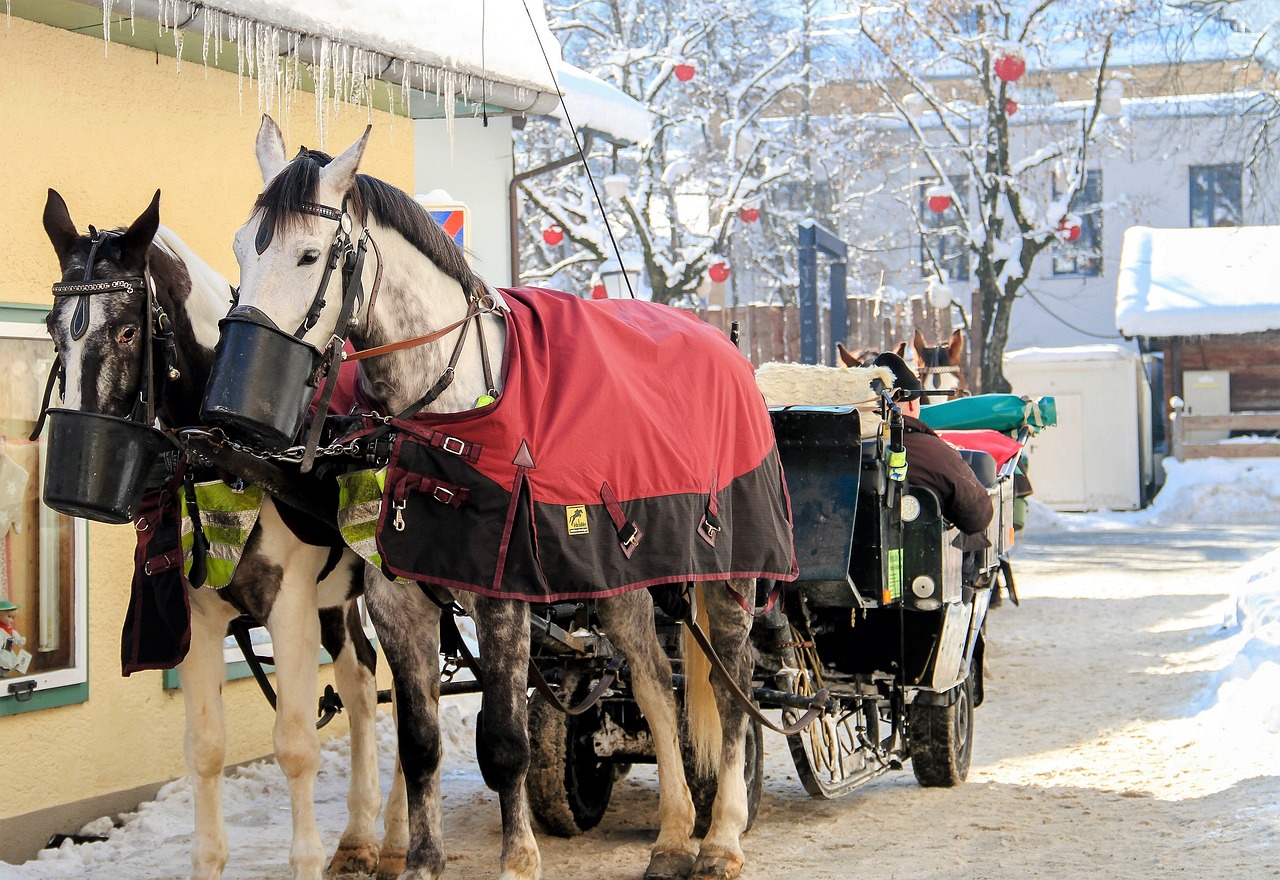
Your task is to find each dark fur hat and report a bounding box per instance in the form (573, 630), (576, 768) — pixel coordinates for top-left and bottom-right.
(872, 351), (924, 401)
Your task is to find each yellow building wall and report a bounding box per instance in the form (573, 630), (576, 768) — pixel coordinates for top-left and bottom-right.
(0, 16), (406, 827)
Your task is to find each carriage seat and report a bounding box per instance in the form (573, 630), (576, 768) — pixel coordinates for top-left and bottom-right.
(957, 449), (998, 487)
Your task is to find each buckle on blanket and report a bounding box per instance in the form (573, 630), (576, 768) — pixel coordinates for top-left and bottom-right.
(442, 436), (466, 456)
(432, 485), (455, 505)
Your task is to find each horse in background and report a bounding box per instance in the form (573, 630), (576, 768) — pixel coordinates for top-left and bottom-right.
(41, 190), (406, 880)
(838, 329), (970, 403)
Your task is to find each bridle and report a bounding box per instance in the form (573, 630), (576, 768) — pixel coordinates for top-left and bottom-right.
(235, 197), (497, 469)
(31, 227), (179, 439)
(917, 348), (968, 403)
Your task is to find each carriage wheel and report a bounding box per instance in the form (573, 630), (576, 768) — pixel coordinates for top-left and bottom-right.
(526, 671), (616, 837)
(908, 672), (974, 787)
(783, 625), (877, 799)
(683, 715), (764, 837)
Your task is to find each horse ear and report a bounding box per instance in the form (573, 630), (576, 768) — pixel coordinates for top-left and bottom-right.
(912, 328), (928, 360)
(43, 189), (81, 266)
(319, 125), (372, 197)
(836, 342), (860, 367)
(116, 190), (161, 273)
(256, 115), (288, 184)
(895, 341), (907, 358)
(948, 328), (965, 361)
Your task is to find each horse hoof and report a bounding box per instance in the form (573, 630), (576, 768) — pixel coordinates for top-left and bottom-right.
(645, 850), (696, 880)
(375, 850), (406, 880)
(691, 853), (743, 880)
(329, 842), (380, 875)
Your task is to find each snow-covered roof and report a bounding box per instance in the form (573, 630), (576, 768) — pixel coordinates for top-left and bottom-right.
(1115, 225), (1280, 338)
(553, 63), (651, 146)
(1005, 345), (1137, 363)
(71, 0), (565, 116)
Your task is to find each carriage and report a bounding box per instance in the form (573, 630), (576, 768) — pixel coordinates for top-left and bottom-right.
(37, 119), (1056, 880)
(515, 389), (1054, 833)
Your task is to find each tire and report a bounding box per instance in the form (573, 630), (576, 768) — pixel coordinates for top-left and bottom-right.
(909, 672), (974, 787)
(685, 716), (764, 837)
(526, 673), (615, 836)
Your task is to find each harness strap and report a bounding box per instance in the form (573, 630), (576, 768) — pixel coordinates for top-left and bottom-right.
(28, 360), (63, 441)
(527, 654), (625, 717)
(341, 294), (497, 363)
(682, 609), (829, 736)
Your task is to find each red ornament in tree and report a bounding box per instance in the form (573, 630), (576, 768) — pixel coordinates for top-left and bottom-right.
(739, 206), (760, 223)
(1005, 98), (1018, 116)
(1057, 214), (1082, 242)
(927, 194), (952, 213)
(708, 261), (730, 283)
(673, 63), (696, 82)
(541, 224), (564, 246)
(993, 54), (1026, 83)
(590, 283), (608, 300)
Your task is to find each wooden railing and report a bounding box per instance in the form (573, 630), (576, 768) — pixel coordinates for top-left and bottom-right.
(1169, 407), (1280, 460)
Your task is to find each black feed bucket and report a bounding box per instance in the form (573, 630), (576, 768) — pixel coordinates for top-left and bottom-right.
(201, 316), (320, 452)
(43, 409), (170, 524)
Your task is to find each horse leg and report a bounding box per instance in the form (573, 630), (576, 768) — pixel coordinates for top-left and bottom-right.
(179, 589), (236, 880)
(597, 592), (698, 880)
(362, 567), (447, 880)
(691, 580), (754, 880)
(377, 686), (410, 880)
(261, 558), (326, 880)
(322, 597), (382, 875)
(461, 594), (540, 880)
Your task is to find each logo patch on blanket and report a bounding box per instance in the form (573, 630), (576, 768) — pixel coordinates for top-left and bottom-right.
(362, 287), (797, 602)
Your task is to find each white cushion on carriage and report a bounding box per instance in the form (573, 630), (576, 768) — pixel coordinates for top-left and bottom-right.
(754, 363), (893, 439)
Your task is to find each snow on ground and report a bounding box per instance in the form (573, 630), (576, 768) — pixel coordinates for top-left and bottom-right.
(4, 457), (1280, 879)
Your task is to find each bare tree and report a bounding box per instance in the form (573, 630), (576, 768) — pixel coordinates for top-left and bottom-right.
(853, 0), (1169, 391)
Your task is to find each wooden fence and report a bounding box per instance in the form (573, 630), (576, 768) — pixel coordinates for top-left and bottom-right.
(1169, 408), (1280, 460)
(680, 296), (955, 367)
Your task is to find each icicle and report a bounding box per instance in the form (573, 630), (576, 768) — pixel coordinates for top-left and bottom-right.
(173, 24), (183, 72)
(129, 0), (135, 35)
(100, 0), (112, 53)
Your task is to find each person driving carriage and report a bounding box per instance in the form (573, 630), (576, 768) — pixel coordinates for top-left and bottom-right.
(872, 351), (993, 545)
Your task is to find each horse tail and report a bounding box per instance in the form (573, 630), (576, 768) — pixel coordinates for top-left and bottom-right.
(681, 582), (722, 778)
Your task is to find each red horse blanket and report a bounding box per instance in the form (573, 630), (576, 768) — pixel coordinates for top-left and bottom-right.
(372, 287), (796, 602)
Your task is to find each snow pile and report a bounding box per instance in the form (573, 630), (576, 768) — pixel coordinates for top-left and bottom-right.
(1144, 457), (1280, 525)
(1215, 548), (1280, 733)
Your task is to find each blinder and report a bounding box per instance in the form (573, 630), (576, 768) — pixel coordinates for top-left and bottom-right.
(38, 228), (178, 523)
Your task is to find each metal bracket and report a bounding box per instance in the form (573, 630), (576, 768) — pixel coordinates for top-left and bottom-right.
(8, 680), (36, 702)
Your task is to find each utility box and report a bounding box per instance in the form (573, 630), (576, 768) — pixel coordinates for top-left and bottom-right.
(1180, 370), (1231, 443)
(1004, 345), (1154, 511)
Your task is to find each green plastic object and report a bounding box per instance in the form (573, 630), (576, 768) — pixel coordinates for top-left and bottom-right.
(919, 394), (1057, 432)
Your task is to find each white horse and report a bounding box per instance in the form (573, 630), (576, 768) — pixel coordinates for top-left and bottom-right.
(203, 115), (793, 880)
(41, 189), (407, 880)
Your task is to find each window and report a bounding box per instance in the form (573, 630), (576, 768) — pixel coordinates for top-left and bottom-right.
(1052, 170), (1103, 277)
(1190, 164), (1242, 228)
(919, 177), (970, 282)
(0, 315), (87, 714)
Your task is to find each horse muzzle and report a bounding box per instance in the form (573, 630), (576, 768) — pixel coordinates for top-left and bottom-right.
(43, 409), (170, 524)
(201, 314), (323, 452)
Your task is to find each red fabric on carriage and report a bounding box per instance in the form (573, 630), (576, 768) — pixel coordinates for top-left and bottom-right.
(936, 428), (1023, 470)
(373, 286), (797, 602)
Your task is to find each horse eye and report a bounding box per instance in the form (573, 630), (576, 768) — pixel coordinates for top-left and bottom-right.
(117, 326), (138, 345)
(298, 249), (321, 266)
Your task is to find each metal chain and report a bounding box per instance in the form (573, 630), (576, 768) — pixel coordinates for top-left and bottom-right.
(175, 413), (389, 464)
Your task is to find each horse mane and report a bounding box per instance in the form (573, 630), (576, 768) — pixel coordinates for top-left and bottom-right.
(254, 147), (482, 293)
